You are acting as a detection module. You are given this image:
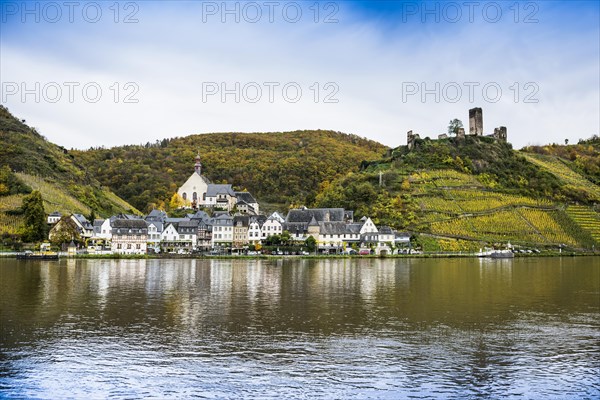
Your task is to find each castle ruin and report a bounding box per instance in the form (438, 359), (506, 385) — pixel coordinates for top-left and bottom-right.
(469, 107), (483, 136)
(406, 107), (507, 150)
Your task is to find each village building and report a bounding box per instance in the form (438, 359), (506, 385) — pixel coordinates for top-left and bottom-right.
(248, 215), (266, 245)
(261, 213), (283, 240)
(233, 215), (250, 250)
(176, 154), (259, 213)
(111, 219), (148, 255)
(178, 220), (199, 250)
(177, 153), (210, 208)
(47, 211), (61, 225)
(235, 192), (259, 215)
(212, 213), (233, 250)
(71, 214), (94, 238)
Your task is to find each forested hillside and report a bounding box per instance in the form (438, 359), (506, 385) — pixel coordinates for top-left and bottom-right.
(315, 136), (600, 251)
(72, 131), (387, 212)
(0, 106), (138, 239)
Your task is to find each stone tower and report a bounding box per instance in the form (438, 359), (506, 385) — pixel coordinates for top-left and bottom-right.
(469, 107), (483, 136)
(493, 126), (507, 142)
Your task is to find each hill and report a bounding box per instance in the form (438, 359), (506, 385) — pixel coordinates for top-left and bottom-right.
(0, 106), (139, 237)
(71, 131), (388, 213)
(314, 136), (600, 251)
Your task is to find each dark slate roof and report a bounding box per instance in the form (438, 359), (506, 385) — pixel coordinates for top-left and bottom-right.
(179, 220), (199, 228)
(283, 222), (309, 233)
(72, 214), (93, 229)
(112, 219), (148, 229)
(214, 213), (233, 221)
(379, 226), (394, 234)
(93, 219), (105, 228)
(233, 215), (250, 227)
(206, 184), (236, 197)
(308, 216), (319, 226)
(249, 215), (267, 226)
(146, 221), (164, 232)
(286, 208), (347, 223)
(117, 213), (142, 220)
(165, 217), (189, 224)
(49, 211), (62, 216)
(146, 209), (167, 221)
(112, 219), (148, 235)
(319, 222), (359, 235)
(190, 211), (209, 220)
(235, 191), (257, 204)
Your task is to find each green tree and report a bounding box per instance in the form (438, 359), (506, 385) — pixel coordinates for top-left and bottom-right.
(448, 119), (463, 136)
(265, 234), (281, 246)
(280, 230), (291, 245)
(20, 190), (47, 242)
(305, 236), (317, 252)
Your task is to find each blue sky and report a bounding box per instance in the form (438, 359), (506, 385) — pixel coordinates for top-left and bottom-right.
(1, 1), (598, 149)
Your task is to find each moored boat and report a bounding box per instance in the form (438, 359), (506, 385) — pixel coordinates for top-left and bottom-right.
(490, 250), (514, 259)
(16, 252), (60, 260)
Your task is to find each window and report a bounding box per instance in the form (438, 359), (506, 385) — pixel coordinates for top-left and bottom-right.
(193, 192), (197, 201)
(127, 244), (132, 249)
(182, 192), (187, 200)
(136, 244), (141, 249)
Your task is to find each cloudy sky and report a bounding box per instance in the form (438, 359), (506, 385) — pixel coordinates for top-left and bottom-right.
(1, 1), (598, 149)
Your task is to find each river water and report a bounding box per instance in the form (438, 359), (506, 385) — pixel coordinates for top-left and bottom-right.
(0, 257), (598, 399)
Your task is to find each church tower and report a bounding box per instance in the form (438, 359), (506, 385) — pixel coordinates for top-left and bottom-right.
(195, 152), (202, 175)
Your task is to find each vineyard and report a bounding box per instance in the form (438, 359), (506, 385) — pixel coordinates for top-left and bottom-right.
(427, 207), (597, 249)
(16, 174), (91, 215)
(521, 153), (600, 201)
(405, 170), (597, 249)
(566, 205), (600, 244)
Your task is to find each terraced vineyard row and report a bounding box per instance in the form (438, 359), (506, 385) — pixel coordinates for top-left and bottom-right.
(410, 170), (482, 188)
(417, 190), (555, 214)
(429, 207), (594, 248)
(522, 154), (600, 201)
(566, 205), (600, 244)
(0, 213), (24, 235)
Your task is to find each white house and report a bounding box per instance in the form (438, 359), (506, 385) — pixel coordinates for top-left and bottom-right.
(261, 215), (283, 240)
(248, 217), (263, 244)
(96, 218), (114, 240)
(205, 184), (237, 211)
(71, 214), (94, 238)
(47, 211), (61, 225)
(359, 216), (378, 234)
(146, 221), (163, 248)
(212, 213), (233, 248)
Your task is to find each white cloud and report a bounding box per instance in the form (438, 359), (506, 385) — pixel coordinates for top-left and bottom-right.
(1, 1), (598, 150)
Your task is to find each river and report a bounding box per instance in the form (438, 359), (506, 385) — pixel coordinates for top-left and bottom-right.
(1, 257), (598, 399)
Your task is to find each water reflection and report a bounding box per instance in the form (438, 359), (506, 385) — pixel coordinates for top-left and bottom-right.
(0, 257), (598, 398)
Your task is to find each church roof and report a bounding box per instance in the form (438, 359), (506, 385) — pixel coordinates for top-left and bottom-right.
(206, 184), (236, 197)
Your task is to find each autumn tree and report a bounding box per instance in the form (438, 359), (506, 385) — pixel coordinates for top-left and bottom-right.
(169, 193), (185, 210)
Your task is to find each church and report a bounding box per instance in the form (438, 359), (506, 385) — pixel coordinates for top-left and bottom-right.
(177, 153), (260, 214)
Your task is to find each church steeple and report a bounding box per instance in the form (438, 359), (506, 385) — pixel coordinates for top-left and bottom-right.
(194, 152), (202, 175)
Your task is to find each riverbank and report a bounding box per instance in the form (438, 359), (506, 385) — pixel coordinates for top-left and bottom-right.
(2, 252), (598, 260)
